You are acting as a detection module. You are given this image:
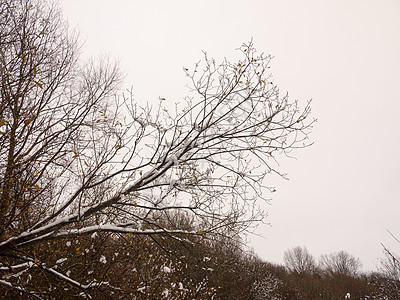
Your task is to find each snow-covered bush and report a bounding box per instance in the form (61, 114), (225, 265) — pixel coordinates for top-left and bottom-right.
(251, 273), (283, 300)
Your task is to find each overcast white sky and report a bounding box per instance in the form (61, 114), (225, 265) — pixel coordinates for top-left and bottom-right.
(60, 0), (400, 271)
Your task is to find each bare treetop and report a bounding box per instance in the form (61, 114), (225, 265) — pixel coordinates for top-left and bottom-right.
(0, 0), (314, 296)
(319, 251), (362, 276)
(284, 246), (316, 275)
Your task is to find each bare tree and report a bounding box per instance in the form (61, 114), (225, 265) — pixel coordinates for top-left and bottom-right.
(283, 246), (316, 275)
(374, 231), (400, 297)
(0, 0), (314, 297)
(319, 251), (362, 277)
(380, 246), (400, 282)
(0, 0), (122, 237)
(380, 231), (400, 281)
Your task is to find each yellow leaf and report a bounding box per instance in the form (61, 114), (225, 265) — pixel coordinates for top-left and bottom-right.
(126, 232), (132, 236)
(24, 118), (32, 125)
(33, 80), (43, 88)
(0, 119), (5, 126)
(35, 184), (40, 191)
(115, 144), (119, 149)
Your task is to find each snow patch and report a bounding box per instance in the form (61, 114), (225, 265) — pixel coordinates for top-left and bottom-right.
(99, 255), (107, 264)
(162, 289), (169, 298)
(170, 155), (179, 166)
(162, 266), (171, 273)
(56, 258), (67, 264)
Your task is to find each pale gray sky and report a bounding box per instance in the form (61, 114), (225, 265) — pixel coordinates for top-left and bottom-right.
(60, 0), (400, 271)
